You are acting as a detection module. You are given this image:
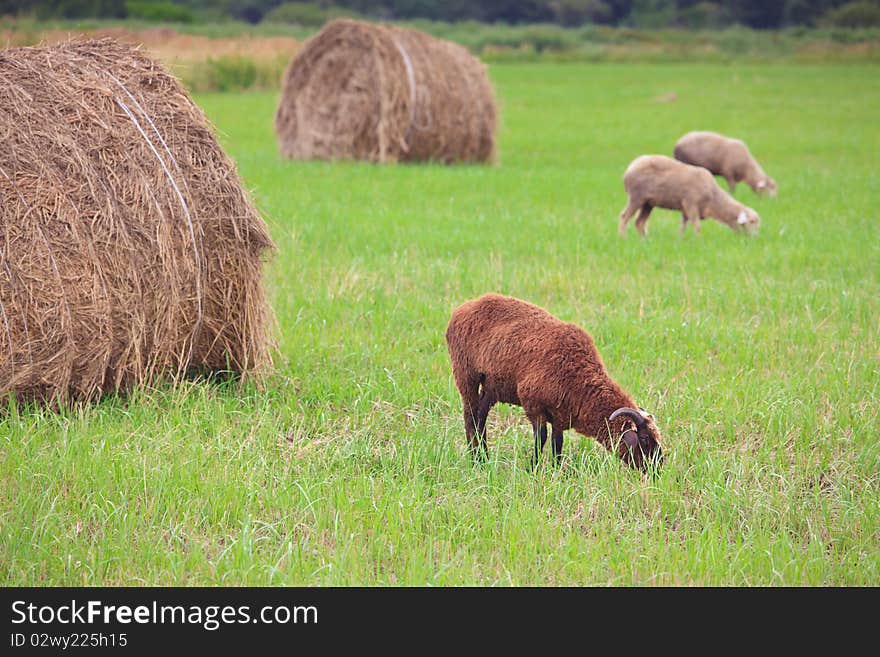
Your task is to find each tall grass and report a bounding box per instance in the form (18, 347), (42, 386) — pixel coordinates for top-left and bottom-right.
(2, 62), (878, 585)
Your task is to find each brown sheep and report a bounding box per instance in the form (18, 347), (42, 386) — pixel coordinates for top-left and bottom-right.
(674, 130), (777, 197)
(619, 154), (760, 236)
(445, 293), (663, 471)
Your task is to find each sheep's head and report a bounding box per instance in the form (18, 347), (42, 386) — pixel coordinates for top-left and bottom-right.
(610, 407), (663, 471)
(736, 207), (761, 235)
(756, 177), (777, 198)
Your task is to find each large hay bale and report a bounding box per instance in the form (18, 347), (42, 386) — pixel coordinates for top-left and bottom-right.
(0, 39), (275, 405)
(274, 19), (498, 164)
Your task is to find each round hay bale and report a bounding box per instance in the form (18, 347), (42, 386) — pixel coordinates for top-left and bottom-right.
(0, 38), (275, 406)
(274, 19), (498, 164)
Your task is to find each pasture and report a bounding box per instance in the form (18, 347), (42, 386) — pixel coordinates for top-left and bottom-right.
(2, 61), (878, 585)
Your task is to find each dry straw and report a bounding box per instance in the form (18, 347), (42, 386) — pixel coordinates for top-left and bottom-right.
(275, 18), (498, 164)
(0, 38), (276, 406)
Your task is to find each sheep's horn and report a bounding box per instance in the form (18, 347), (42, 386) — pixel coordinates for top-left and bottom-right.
(609, 407), (647, 429)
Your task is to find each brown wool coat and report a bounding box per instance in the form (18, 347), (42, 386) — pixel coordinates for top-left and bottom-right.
(445, 293), (662, 467)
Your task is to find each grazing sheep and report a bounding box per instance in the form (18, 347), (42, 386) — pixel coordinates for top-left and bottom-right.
(674, 130), (777, 197)
(619, 154), (760, 236)
(445, 293), (663, 471)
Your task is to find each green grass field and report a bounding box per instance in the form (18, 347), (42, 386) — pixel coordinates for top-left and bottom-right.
(2, 62), (878, 585)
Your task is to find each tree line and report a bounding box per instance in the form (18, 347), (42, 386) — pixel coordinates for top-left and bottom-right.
(6, 0), (880, 28)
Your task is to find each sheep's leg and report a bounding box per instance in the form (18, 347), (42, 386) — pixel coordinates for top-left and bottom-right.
(462, 401), (481, 458)
(618, 197), (640, 234)
(522, 402), (548, 468)
(725, 176), (737, 195)
(531, 420), (548, 467)
(634, 204), (653, 236)
(551, 423), (565, 464)
(458, 377), (484, 459)
(473, 387), (494, 461)
(681, 202), (700, 234)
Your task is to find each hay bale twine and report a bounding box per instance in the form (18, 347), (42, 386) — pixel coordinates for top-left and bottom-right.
(274, 19), (498, 164)
(0, 38), (275, 406)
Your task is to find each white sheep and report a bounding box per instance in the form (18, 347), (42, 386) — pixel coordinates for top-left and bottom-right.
(619, 154), (761, 236)
(674, 130), (777, 197)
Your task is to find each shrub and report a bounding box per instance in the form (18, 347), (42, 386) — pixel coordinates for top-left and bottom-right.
(199, 57), (257, 92)
(34, 0), (126, 20)
(627, 0), (678, 29)
(679, 2), (731, 29)
(264, 2), (360, 27)
(125, 1), (194, 23)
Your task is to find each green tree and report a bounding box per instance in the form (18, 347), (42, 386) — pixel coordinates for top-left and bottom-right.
(628, 0), (677, 27)
(784, 0), (831, 25)
(32, 0), (127, 19)
(728, 0), (786, 27)
(820, 0), (880, 26)
(3, 0), (868, 27)
(679, 1), (731, 27)
(549, 0), (614, 26)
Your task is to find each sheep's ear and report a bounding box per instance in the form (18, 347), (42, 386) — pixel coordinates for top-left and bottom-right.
(757, 180), (766, 189)
(737, 211), (749, 225)
(622, 430), (640, 450)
